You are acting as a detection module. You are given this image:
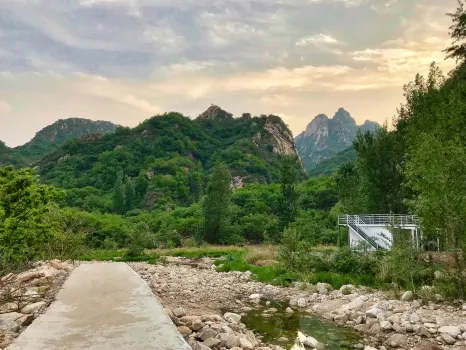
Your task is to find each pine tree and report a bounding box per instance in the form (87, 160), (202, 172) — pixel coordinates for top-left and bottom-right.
(113, 171), (125, 214)
(124, 176), (136, 212)
(202, 162), (232, 244)
(277, 156), (299, 239)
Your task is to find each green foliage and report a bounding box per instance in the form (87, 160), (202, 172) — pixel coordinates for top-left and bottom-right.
(124, 176), (135, 212)
(0, 167), (63, 262)
(277, 156), (299, 239)
(202, 162), (233, 244)
(445, 0), (466, 62)
(126, 222), (152, 257)
(113, 171), (126, 214)
(307, 147), (357, 178)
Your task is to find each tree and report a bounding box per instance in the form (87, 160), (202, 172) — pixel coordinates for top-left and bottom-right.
(277, 155), (299, 237)
(124, 177), (136, 212)
(201, 162), (233, 244)
(113, 171), (125, 214)
(0, 167), (63, 262)
(445, 0), (466, 62)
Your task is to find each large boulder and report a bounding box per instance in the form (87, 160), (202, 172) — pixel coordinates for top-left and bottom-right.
(438, 325), (461, 338)
(224, 312), (241, 324)
(401, 291), (414, 301)
(21, 301), (46, 314)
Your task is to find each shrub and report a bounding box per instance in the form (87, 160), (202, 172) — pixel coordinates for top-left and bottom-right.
(126, 222), (152, 257)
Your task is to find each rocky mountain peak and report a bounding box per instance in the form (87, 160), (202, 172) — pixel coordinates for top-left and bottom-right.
(196, 105), (233, 121)
(295, 108), (380, 172)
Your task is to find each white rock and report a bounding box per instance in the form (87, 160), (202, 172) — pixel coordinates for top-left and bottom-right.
(21, 301), (46, 314)
(285, 307), (294, 314)
(439, 326), (461, 337)
(224, 312), (241, 323)
(401, 291), (414, 301)
(441, 333), (456, 345)
(410, 313), (420, 324)
(239, 337), (254, 350)
(173, 307), (186, 318)
(303, 336), (319, 348)
(249, 293), (261, 300)
(297, 298), (307, 308)
(364, 346), (377, 350)
(380, 321), (392, 330)
(365, 308), (381, 318)
(289, 298), (298, 306)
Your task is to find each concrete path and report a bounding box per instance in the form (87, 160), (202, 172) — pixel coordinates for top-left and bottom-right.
(7, 263), (191, 350)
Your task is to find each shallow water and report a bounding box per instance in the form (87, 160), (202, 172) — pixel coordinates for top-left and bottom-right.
(241, 302), (361, 350)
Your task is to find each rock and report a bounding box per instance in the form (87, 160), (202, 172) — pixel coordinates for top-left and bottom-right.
(285, 307), (294, 314)
(173, 306), (186, 318)
(278, 337), (288, 342)
(224, 335), (240, 348)
(441, 333), (456, 345)
(192, 342), (211, 350)
(410, 313), (421, 324)
(438, 325), (461, 337)
(354, 324), (371, 332)
(297, 298), (307, 308)
(387, 315), (400, 324)
(191, 319), (203, 331)
(21, 301), (46, 314)
(224, 312), (241, 323)
(380, 321), (392, 331)
(239, 337), (254, 350)
(340, 297), (364, 312)
(413, 340), (442, 350)
(249, 294), (261, 300)
(0, 312), (22, 332)
(203, 337), (221, 348)
(18, 271), (43, 283)
(388, 334), (408, 347)
(290, 298), (298, 306)
(16, 314), (34, 327)
(340, 284), (355, 295)
(401, 291), (414, 301)
(198, 327), (218, 341)
(313, 299), (349, 314)
(49, 260), (63, 270)
(392, 323), (404, 333)
(365, 308), (381, 318)
(177, 326), (192, 337)
(353, 344), (364, 349)
(0, 331), (17, 349)
(303, 336), (319, 348)
(364, 347), (377, 350)
(317, 282), (332, 294)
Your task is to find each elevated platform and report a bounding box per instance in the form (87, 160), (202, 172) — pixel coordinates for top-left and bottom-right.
(338, 214), (420, 251)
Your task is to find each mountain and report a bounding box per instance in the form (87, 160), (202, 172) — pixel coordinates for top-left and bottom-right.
(295, 108), (379, 172)
(307, 147), (357, 177)
(36, 106), (303, 211)
(0, 118), (118, 167)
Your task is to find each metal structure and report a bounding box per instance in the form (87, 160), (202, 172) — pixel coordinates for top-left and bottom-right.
(338, 214), (420, 251)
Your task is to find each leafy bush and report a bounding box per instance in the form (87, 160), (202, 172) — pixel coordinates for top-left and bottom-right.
(126, 222), (152, 257)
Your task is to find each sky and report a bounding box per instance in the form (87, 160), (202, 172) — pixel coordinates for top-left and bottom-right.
(0, 0), (458, 147)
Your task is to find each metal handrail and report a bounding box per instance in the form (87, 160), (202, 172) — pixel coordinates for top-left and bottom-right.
(347, 215), (380, 250)
(338, 214), (419, 226)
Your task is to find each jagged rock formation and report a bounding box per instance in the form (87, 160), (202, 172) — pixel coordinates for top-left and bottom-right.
(1, 118), (117, 167)
(196, 104), (233, 121)
(295, 108), (379, 172)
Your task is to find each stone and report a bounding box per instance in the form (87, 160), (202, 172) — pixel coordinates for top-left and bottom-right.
(203, 337), (221, 348)
(401, 291), (414, 301)
(297, 298), (307, 308)
(317, 282), (332, 294)
(290, 298), (298, 306)
(18, 271), (43, 283)
(224, 312), (241, 323)
(364, 347), (377, 350)
(21, 301), (46, 314)
(225, 335), (240, 348)
(441, 333), (456, 344)
(173, 306), (186, 318)
(177, 326), (192, 337)
(413, 340), (442, 350)
(49, 260), (63, 270)
(388, 334), (408, 347)
(16, 314), (34, 327)
(387, 315), (400, 324)
(198, 327), (218, 341)
(249, 294), (261, 300)
(303, 336), (319, 348)
(380, 321), (392, 331)
(285, 307), (294, 314)
(239, 337), (254, 350)
(410, 313), (421, 324)
(392, 323), (404, 333)
(191, 319), (203, 331)
(438, 325), (461, 338)
(354, 324), (371, 332)
(365, 308), (381, 318)
(278, 337), (289, 342)
(0, 312), (22, 332)
(192, 342), (211, 350)
(340, 284), (355, 295)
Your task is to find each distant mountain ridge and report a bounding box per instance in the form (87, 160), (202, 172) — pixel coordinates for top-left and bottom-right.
(295, 108), (379, 172)
(0, 118), (118, 167)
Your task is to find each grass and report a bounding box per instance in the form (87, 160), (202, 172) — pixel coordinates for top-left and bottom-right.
(79, 249), (159, 264)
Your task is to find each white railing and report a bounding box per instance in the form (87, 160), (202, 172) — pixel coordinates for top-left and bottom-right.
(338, 214), (419, 227)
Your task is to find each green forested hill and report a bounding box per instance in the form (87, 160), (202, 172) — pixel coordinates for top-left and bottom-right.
(0, 118), (117, 167)
(36, 106), (303, 212)
(307, 147), (356, 177)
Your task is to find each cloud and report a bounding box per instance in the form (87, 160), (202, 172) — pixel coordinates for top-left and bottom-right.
(0, 101), (12, 116)
(296, 34), (342, 46)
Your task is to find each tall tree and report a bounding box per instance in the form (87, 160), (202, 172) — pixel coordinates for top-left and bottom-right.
(445, 0), (466, 62)
(124, 176), (136, 212)
(113, 171), (125, 214)
(202, 162), (232, 244)
(277, 155), (299, 236)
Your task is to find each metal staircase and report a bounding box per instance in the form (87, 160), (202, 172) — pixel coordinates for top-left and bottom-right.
(346, 215), (381, 250)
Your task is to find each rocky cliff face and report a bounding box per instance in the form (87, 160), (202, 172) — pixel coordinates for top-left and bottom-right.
(1, 118), (118, 167)
(196, 105), (233, 121)
(295, 108), (379, 171)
